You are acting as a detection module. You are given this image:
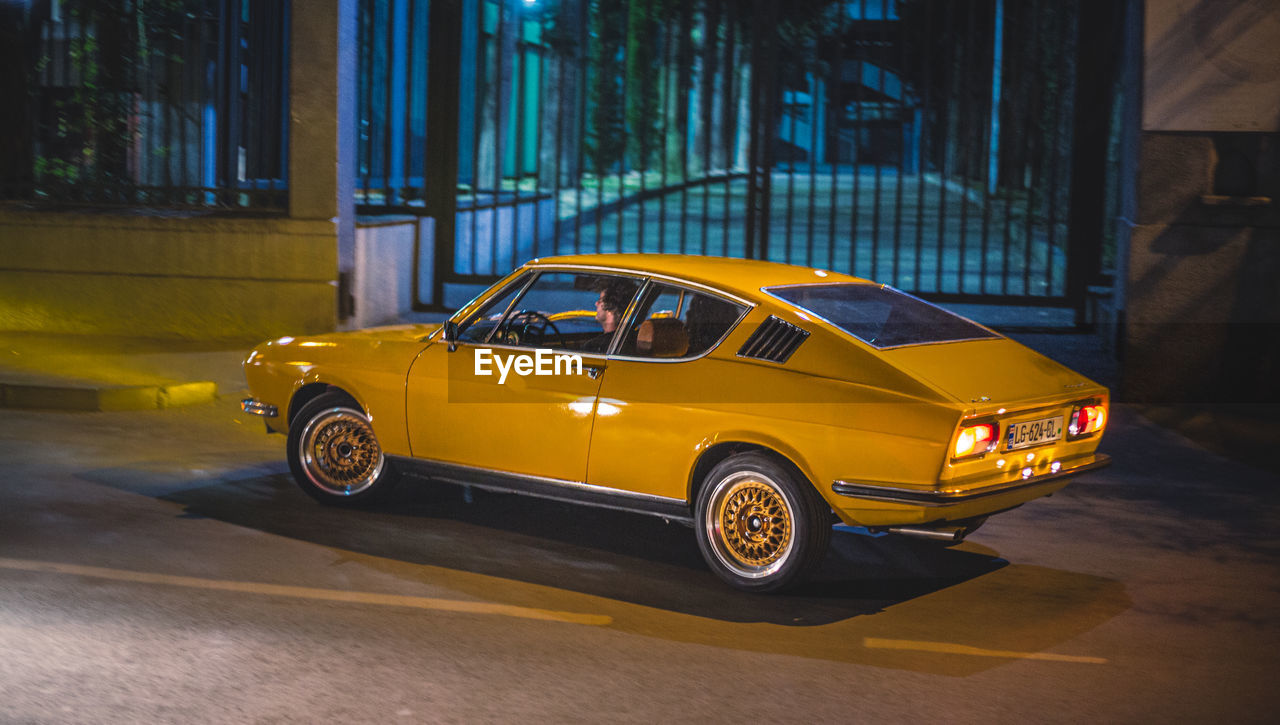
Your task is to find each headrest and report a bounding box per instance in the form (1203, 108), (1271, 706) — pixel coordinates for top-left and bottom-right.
(637, 318), (690, 358)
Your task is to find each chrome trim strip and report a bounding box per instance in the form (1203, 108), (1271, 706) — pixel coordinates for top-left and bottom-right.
(240, 398), (278, 418)
(524, 263), (759, 307)
(869, 335), (1004, 351)
(401, 457), (687, 506)
(832, 454), (1111, 506)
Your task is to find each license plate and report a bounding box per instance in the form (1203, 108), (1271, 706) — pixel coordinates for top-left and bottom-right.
(1005, 416), (1064, 450)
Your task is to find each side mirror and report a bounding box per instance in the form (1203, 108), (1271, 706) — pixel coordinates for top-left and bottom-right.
(442, 320), (459, 353)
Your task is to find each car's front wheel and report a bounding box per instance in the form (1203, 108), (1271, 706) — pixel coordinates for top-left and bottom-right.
(694, 452), (831, 592)
(287, 391), (398, 506)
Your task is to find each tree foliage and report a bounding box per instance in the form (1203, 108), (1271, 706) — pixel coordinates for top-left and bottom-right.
(588, 0), (628, 173)
(11, 0), (194, 202)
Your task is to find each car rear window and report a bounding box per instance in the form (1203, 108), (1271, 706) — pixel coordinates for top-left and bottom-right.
(766, 283), (998, 349)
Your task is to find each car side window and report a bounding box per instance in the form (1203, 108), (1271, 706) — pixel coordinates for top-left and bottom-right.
(492, 271), (641, 353)
(454, 274), (531, 344)
(618, 283), (745, 359)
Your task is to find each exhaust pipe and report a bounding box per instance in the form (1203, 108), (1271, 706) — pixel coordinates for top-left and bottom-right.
(886, 525), (968, 543)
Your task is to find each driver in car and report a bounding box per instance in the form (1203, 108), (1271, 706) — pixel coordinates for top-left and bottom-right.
(582, 278), (637, 353)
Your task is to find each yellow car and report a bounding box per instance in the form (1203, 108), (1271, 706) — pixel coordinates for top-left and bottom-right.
(242, 254), (1110, 592)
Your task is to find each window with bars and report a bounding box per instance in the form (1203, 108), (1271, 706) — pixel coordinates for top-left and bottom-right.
(1, 0), (289, 209)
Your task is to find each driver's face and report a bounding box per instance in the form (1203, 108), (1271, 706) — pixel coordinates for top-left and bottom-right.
(595, 293), (617, 332)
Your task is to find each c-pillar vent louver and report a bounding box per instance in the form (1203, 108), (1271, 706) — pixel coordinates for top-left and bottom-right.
(737, 316), (810, 364)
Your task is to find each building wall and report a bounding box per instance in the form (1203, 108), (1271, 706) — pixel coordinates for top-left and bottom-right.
(1121, 0), (1280, 403)
(350, 217), (422, 329)
(0, 1), (361, 343)
(0, 212), (338, 341)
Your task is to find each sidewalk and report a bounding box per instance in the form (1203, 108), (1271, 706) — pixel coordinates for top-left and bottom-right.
(0, 332), (252, 411)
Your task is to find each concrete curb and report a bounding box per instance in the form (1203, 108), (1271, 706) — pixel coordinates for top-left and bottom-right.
(0, 380), (218, 412)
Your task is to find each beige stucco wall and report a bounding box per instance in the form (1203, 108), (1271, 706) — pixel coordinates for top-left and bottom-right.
(1124, 221), (1278, 402)
(1121, 0), (1280, 403)
(0, 211), (338, 341)
(1122, 133), (1280, 403)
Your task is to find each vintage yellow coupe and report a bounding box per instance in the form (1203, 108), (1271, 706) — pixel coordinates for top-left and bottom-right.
(242, 255), (1110, 591)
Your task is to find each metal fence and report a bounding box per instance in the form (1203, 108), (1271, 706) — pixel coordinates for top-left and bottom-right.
(0, 0), (1121, 315)
(0, 0), (289, 209)
(354, 0), (1118, 314)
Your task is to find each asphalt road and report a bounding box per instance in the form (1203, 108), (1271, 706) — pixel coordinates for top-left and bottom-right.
(1, 397), (1277, 723)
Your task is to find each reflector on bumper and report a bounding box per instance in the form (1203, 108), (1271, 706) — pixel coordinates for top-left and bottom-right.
(241, 398), (278, 418)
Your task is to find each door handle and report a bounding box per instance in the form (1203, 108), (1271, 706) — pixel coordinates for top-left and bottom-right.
(583, 364), (606, 380)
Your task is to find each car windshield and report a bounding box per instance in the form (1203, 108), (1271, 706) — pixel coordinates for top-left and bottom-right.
(766, 283), (998, 349)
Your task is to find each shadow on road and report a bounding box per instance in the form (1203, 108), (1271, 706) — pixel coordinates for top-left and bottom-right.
(73, 459), (1132, 672)
(127, 468), (1090, 620)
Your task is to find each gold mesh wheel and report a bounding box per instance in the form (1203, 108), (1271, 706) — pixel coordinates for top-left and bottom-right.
(705, 471), (796, 579)
(298, 407), (385, 496)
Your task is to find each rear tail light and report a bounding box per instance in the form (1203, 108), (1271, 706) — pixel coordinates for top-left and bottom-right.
(953, 422), (998, 460)
(1068, 403), (1107, 438)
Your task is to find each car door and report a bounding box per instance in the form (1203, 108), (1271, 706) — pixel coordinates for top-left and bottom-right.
(587, 282), (750, 500)
(405, 270), (642, 483)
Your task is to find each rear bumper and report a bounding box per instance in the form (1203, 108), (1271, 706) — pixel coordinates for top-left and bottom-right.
(832, 453), (1111, 507)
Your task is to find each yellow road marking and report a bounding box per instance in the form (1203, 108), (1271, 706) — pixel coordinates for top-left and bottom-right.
(864, 637), (1106, 664)
(0, 557), (612, 627)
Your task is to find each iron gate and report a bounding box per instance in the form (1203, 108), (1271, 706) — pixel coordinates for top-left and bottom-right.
(354, 0), (1121, 316)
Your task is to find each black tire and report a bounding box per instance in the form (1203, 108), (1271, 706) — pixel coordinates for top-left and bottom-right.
(694, 452), (832, 593)
(286, 391), (398, 506)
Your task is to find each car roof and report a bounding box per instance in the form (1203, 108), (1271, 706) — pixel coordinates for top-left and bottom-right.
(526, 254), (874, 299)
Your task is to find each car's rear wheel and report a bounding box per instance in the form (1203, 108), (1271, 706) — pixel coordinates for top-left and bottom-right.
(287, 391), (398, 506)
(694, 452), (831, 592)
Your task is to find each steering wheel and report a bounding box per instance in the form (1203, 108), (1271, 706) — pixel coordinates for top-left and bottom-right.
(502, 310), (567, 348)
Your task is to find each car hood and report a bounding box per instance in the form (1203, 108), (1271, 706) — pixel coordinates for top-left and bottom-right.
(300, 323), (441, 344)
(251, 324), (440, 363)
(876, 337), (1102, 406)
(341, 323), (441, 342)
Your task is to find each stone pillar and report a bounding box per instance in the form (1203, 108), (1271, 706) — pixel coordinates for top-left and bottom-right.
(290, 0), (359, 325)
(1120, 0), (1280, 403)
